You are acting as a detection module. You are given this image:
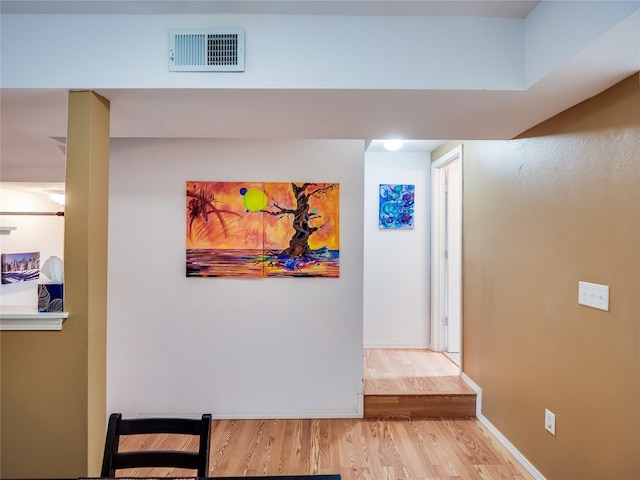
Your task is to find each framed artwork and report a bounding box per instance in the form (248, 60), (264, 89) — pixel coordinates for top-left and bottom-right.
(379, 184), (415, 229)
(186, 182), (340, 278)
(1, 251), (40, 284)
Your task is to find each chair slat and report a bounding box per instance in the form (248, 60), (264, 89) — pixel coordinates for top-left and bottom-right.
(117, 417), (205, 435)
(111, 450), (201, 469)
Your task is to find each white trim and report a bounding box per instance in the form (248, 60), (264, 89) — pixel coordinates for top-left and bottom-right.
(134, 405), (364, 420)
(461, 373), (547, 480)
(0, 305), (69, 331)
(363, 343), (431, 349)
(430, 145), (463, 353)
(183, 411), (364, 420)
(430, 161), (443, 351)
(461, 372), (483, 418)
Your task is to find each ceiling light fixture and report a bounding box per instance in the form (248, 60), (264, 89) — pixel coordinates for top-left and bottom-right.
(45, 190), (65, 206)
(383, 139), (404, 151)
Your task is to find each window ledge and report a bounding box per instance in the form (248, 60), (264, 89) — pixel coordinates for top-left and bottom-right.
(0, 305), (69, 331)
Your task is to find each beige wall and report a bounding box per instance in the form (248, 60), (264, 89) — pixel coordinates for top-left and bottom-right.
(434, 74), (639, 478)
(0, 92), (110, 478)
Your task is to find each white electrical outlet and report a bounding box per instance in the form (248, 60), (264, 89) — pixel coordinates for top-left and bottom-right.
(578, 281), (609, 311)
(545, 408), (556, 436)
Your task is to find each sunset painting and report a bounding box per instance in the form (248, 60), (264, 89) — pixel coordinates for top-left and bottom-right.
(186, 181), (340, 278)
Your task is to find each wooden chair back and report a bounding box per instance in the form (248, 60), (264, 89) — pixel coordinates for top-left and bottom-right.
(101, 412), (212, 477)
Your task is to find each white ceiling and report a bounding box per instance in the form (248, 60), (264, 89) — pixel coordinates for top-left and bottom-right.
(0, 0), (540, 17)
(1, 0), (638, 188)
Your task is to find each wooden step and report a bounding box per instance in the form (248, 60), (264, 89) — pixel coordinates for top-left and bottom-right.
(363, 374), (476, 419)
(364, 391), (476, 419)
(363, 349), (476, 419)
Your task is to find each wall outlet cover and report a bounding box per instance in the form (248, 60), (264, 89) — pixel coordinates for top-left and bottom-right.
(545, 408), (556, 436)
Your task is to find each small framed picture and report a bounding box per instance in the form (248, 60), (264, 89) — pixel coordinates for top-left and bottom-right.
(379, 184), (415, 229)
(1, 252), (40, 284)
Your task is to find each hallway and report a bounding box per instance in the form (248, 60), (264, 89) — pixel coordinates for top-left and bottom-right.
(364, 348), (461, 395)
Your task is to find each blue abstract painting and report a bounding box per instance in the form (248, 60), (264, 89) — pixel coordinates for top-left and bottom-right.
(379, 184), (415, 229)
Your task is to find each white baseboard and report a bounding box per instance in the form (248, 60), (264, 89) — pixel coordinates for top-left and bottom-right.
(203, 411), (363, 420)
(363, 343), (431, 349)
(460, 372), (483, 418)
(461, 373), (547, 480)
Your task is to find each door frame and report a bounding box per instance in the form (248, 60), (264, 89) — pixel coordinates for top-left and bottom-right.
(430, 145), (463, 363)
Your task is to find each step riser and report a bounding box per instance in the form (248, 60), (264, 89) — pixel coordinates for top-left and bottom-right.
(364, 394), (476, 419)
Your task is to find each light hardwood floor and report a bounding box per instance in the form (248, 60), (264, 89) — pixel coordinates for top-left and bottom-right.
(365, 349), (460, 380)
(364, 349), (471, 395)
(116, 350), (534, 479)
(118, 418), (533, 479)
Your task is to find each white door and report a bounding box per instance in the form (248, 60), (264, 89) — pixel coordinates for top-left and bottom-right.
(431, 146), (462, 364)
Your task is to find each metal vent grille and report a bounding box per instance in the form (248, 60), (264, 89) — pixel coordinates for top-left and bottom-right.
(169, 29), (244, 72)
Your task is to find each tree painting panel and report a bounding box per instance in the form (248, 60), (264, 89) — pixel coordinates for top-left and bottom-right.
(262, 182), (339, 278)
(186, 181), (340, 278)
(379, 184), (415, 229)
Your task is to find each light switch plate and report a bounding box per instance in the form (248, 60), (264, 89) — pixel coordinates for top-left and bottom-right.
(578, 281), (609, 311)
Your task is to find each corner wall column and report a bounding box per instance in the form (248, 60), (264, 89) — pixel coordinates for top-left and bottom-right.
(65, 90), (110, 475)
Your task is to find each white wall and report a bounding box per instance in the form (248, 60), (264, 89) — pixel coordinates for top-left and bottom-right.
(0, 187), (65, 306)
(363, 152), (430, 348)
(523, 0), (638, 86)
(1, 13), (522, 90)
(4, 6), (637, 91)
(107, 139), (364, 418)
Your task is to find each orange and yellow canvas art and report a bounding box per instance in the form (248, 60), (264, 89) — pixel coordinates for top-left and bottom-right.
(186, 181), (339, 278)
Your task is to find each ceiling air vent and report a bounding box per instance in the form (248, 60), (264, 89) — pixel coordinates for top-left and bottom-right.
(169, 29), (244, 72)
